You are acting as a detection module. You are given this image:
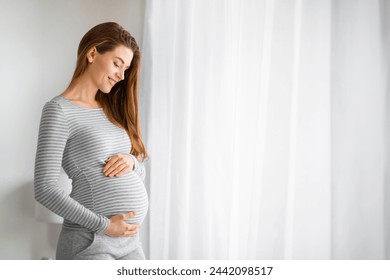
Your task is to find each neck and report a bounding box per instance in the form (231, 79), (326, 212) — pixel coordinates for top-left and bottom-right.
(63, 73), (100, 106)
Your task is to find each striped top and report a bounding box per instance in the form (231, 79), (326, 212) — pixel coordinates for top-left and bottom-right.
(34, 95), (148, 234)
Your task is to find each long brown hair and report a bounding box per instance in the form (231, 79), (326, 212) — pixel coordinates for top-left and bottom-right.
(69, 22), (147, 161)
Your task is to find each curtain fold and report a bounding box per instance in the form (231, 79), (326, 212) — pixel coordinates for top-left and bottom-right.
(140, 0), (388, 259)
(331, 0), (387, 259)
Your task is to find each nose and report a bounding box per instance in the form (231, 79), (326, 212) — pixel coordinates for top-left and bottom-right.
(116, 69), (125, 81)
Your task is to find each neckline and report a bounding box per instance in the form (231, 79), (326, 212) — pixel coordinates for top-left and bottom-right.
(58, 95), (103, 110)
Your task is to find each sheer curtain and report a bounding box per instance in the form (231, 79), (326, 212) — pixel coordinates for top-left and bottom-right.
(140, 0), (389, 259)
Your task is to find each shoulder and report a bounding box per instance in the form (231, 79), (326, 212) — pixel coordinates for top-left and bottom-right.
(38, 96), (71, 134)
(45, 95), (67, 108)
(43, 95), (74, 112)
(40, 95), (70, 121)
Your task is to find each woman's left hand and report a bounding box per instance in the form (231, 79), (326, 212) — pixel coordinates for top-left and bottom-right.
(103, 154), (134, 177)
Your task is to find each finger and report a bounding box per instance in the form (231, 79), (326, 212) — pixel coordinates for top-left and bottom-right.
(109, 163), (126, 177)
(124, 211), (136, 220)
(110, 213), (126, 222)
(106, 154), (127, 163)
(112, 212), (134, 222)
(123, 228), (139, 237)
(115, 166), (129, 177)
(105, 160), (125, 176)
(103, 155), (120, 172)
(127, 224), (141, 231)
(103, 160), (115, 174)
(103, 159), (118, 174)
(105, 154), (119, 163)
(119, 223), (140, 236)
(127, 230), (138, 237)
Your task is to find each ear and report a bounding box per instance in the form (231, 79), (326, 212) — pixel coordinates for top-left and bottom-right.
(87, 47), (97, 63)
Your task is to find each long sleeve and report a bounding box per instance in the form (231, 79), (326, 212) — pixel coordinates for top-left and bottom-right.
(34, 101), (109, 234)
(129, 154), (146, 181)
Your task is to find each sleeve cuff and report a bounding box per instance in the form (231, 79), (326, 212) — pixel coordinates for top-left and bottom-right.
(95, 216), (110, 235)
(129, 154), (139, 171)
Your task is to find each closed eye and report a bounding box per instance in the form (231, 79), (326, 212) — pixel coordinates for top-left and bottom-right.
(115, 56), (131, 70)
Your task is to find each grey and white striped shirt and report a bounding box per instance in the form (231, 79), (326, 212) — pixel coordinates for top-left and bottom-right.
(34, 95), (148, 234)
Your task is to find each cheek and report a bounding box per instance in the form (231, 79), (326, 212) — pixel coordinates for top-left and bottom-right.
(92, 63), (110, 81)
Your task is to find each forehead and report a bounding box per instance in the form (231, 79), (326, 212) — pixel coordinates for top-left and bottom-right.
(106, 45), (133, 66)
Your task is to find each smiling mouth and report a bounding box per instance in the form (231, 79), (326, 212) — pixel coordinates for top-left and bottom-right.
(108, 77), (118, 86)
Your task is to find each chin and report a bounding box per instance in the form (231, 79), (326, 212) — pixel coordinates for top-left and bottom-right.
(99, 87), (112, 94)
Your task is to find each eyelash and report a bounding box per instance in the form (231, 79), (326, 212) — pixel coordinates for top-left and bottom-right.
(114, 62), (129, 71)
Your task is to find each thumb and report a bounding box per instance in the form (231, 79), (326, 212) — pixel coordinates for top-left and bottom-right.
(110, 211), (135, 222)
(124, 211), (136, 220)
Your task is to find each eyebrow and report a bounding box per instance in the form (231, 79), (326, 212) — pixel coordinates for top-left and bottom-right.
(115, 57), (130, 69)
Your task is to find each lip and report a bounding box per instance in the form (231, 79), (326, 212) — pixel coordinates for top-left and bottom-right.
(108, 77), (118, 86)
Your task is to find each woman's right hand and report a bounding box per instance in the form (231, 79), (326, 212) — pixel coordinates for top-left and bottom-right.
(104, 211), (140, 237)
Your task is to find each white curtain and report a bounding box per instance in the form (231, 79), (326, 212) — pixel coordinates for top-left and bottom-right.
(140, 0), (389, 259)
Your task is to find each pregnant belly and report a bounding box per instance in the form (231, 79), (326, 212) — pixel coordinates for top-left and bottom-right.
(84, 170), (148, 225)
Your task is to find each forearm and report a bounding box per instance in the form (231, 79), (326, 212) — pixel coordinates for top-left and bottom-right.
(129, 154), (146, 181)
(34, 179), (109, 233)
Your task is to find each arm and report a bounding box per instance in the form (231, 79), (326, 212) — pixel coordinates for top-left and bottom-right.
(103, 153), (146, 181)
(129, 154), (146, 181)
(34, 101), (109, 234)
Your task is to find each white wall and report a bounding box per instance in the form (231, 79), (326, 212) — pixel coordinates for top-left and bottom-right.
(0, 0), (147, 259)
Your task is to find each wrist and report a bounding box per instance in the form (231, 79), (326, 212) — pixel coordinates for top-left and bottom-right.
(129, 154), (138, 171)
(98, 216), (110, 236)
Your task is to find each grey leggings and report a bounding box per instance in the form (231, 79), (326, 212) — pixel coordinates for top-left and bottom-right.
(56, 226), (146, 260)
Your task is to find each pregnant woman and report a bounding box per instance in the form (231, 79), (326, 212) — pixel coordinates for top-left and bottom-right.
(34, 22), (148, 260)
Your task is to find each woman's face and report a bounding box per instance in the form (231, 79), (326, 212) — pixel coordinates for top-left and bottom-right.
(87, 44), (133, 93)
